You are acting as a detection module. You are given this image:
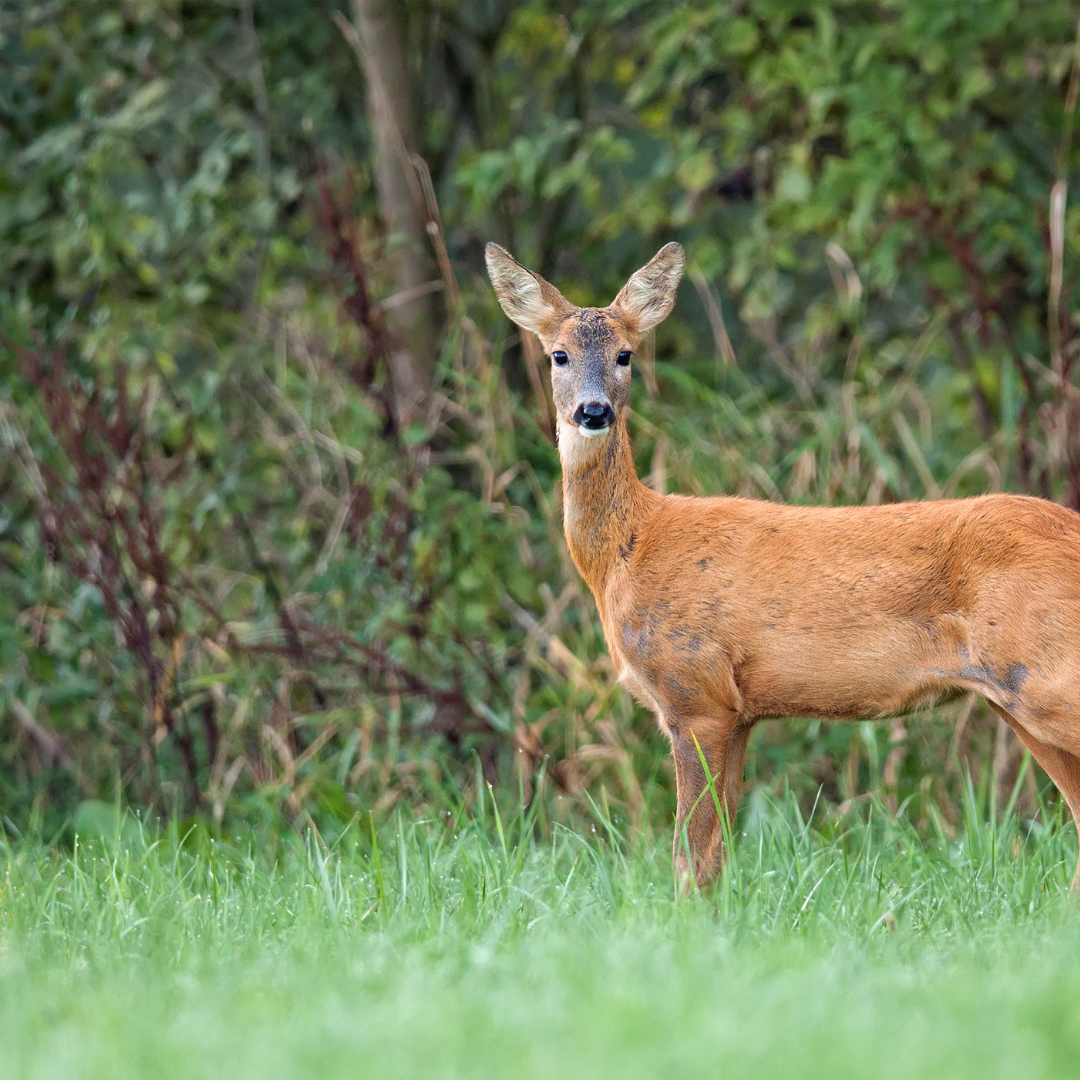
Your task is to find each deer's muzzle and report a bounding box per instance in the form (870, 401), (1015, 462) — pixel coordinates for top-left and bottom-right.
(573, 401), (615, 434)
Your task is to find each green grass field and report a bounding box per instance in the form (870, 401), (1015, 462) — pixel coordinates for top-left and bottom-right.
(3, 784), (1080, 1080)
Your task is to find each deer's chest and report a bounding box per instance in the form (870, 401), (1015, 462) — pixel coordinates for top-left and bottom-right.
(602, 580), (743, 722)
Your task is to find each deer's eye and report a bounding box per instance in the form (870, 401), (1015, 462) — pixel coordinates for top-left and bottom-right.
(552, 351), (569, 366)
(616, 350), (632, 366)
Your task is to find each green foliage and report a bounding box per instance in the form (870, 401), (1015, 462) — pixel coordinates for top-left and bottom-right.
(2, 1), (1080, 832)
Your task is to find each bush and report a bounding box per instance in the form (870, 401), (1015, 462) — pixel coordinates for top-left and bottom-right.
(2, 1), (1079, 835)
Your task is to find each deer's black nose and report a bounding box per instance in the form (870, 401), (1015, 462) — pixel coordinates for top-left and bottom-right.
(573, 401), (615, 431)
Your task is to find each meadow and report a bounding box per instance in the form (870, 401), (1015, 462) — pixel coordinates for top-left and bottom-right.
(3, 782), (1080, 1080)
(6, 6), (1080, 1075)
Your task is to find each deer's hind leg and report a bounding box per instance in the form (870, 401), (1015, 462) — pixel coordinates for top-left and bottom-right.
(987, 702), (1080, 895)
(668, 710), (746, 890)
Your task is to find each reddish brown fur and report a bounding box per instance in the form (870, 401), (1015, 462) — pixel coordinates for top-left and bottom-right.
(486, 241), (1080, 892)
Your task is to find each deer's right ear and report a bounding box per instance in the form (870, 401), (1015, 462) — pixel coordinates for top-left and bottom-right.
(610, 242), (684, 334)
(485, 243), (570, 336)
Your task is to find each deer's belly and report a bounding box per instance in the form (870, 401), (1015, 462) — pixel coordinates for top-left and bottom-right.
(611, 609), (971, 724)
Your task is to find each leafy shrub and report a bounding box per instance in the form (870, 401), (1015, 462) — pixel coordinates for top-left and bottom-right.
(2, 1), (1079, 835)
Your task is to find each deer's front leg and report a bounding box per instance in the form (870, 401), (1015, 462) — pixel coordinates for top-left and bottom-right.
(669, 712), (743, 890)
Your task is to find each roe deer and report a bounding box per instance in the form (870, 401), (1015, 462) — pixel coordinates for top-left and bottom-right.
(487, 240), (1080, 892)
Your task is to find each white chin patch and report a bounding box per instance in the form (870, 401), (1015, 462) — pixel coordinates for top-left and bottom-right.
(576, 425), (611, 439)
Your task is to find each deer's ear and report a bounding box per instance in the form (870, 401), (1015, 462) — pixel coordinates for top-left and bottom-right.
(485, 243), (570, 336)
(610, 242), (684, 334)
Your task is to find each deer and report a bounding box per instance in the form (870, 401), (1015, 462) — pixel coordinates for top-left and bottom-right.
(486, 239), (1080, 893)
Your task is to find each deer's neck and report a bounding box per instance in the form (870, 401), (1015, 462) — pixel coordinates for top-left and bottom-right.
(558, 417), (657, 598)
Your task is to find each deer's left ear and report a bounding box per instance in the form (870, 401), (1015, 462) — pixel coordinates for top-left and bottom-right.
(610, 242), (684, 334)
(485, 243), (572, 336)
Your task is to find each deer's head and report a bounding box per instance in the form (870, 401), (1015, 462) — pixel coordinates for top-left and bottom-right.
(486, 242), (684, 440)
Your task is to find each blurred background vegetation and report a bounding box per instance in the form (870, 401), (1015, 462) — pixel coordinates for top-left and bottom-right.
(2, 0), (1080, 839)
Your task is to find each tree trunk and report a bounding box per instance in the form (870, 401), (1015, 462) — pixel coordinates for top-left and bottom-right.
(351, 0), (436, 428)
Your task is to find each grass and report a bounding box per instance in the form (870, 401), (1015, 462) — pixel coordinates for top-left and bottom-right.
(2, 781), (1080, 1080)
